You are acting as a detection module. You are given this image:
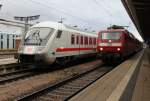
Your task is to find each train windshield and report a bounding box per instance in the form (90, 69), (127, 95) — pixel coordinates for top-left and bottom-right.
(101, 32), (121, 40)
(24, 27), (54, 46)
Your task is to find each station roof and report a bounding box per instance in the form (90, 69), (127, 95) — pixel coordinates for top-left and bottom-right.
(122, 0), (150, 42)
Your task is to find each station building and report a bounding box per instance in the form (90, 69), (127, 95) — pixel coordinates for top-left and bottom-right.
(0, 19), (32, 49)
(0, 32), (20, 49)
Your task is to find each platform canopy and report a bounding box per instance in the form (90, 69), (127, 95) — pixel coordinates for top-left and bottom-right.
(122, 0), (150, 42)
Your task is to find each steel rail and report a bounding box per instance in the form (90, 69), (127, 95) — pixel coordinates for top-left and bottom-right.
(0, 64), (38, 84)
(16, 64), (113, 101)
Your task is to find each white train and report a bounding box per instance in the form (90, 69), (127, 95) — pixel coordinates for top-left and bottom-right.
(16, 21), (97, 65)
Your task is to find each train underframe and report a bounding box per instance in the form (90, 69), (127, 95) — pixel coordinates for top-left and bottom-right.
(98, 52), (123, 62)
(16, 54), (48, 64)
(16, 53), (97, 66)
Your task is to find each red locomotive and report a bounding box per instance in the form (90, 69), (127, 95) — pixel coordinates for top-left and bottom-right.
(97, 26), (142, 61)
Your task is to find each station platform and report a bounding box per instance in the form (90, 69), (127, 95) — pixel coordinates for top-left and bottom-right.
(131, 49), (150, 101)
(0, 55), (14, 59)
(69, 49), (148, 101)
(0, 58), (17, 66)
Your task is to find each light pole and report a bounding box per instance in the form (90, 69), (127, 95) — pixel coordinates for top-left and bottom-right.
(0, 4), (2, 10)
(58, 17), (65, 23)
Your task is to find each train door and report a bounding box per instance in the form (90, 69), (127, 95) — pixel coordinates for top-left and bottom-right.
(79, 35), (84, 55)
(76, 34), (80, 55)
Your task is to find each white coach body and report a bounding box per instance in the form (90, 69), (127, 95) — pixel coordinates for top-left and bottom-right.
(18, 21), (97, 64)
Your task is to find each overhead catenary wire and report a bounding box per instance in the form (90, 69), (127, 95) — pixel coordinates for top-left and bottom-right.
(92, 0), (120, 24)
(29, 0), (93, 24)
(1, 0), (110, 32)
(25, 0), (103, 32)
(1, 0), (92, 32)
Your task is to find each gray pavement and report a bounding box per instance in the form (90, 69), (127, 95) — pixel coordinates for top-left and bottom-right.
(131, 48), (150, 101)
(69, 50), (144, 101)
(0, 58), (17, 66)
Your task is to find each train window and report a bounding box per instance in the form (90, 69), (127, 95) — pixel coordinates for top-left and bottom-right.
(125, 34), (129, 40)
(56, 30), (62, 38)
(84, 37), (86, 45)
(87, 37), (88, 45)
(87, 37), (89, 45)
(81, 36), (83, 45)
(89, 38), (92, 45)
(86, 37), (88, 45)
(71, 34), (75, 44)
(76, 35), (79, 44)
(84, 37), (88, 45)
(93, 38), (96, 45)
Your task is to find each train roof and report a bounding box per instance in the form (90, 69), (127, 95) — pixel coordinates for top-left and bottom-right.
(31, 21), (97, 37)
(99, 29), (139, 40)
(99, 29), (126, 32)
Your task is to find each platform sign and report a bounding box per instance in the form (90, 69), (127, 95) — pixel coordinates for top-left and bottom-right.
(14, 15), (40, 32)
(14, 15), (40, 21)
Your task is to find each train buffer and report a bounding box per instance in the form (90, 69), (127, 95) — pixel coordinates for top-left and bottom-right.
(69, 48), (150, 101)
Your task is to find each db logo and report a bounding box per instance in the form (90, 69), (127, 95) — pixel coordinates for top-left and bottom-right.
(27, 47), (32, 52)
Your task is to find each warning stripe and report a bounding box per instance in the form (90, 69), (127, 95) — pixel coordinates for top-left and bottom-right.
(56, 48), (96, 52)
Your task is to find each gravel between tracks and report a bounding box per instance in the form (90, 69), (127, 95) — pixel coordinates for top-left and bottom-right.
(0, 60), (102, 101)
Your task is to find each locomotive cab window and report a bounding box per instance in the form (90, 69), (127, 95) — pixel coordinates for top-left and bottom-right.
(101, 32), (121, 40)
(56, 30), (62, 38)
(24, 27), (54, 46)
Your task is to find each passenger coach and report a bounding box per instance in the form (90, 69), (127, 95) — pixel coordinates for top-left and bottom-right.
(16, 21), (97, 65)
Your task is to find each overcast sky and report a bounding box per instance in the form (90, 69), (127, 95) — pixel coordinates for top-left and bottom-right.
(0, 0), (143, 41)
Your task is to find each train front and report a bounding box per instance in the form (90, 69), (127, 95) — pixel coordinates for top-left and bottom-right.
(16, 26), (55, 64)
(97, 30), (124, 60)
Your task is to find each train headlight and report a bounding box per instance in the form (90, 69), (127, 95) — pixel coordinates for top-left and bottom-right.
(117, 48), (120, 51)
(100, 48), (103, 51)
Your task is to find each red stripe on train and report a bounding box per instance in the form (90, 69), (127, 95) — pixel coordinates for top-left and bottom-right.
(56, 48), (96, 52)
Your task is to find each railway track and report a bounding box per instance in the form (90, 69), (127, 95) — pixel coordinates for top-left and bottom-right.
(0, 55), (14, 59)
(0, 63), (31, 73)
(16, 65), (113, 101)
(0, 67), (38, 84)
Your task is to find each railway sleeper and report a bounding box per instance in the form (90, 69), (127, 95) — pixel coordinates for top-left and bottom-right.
(62, 84), (83, 89)
(61, 85), (82, 90)
(50, 90), (72, 96)
(57, 87), (79, 93)
(37, 94), (64, 101)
